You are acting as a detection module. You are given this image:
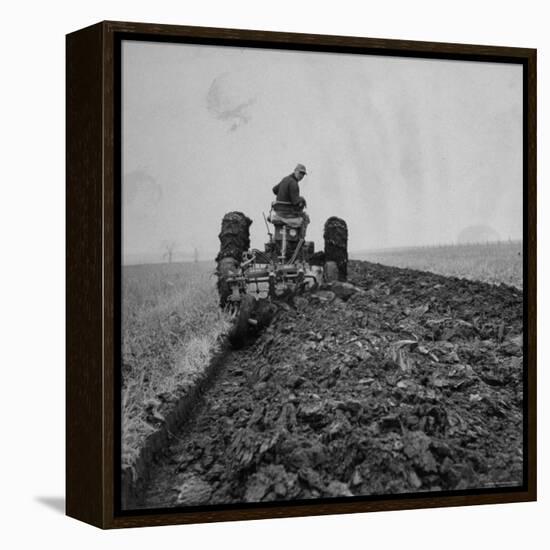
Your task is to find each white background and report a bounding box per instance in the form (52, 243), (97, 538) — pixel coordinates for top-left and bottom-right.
(1, 0), (546, 548)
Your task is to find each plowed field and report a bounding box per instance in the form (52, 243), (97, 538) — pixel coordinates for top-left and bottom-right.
(141, 260), (524, 508)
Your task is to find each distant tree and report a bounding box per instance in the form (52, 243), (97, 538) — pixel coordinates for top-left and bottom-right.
(162, 240), (177, 263)
(193, 247), (199, 263)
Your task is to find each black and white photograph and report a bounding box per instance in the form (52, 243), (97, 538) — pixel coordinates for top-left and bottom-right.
(119, 37), (526, 511)
(4, 0), (549, 543)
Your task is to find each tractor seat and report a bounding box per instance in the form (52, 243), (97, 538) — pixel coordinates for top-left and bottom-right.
(269, 210), (304, 228)
(269, 201), (305, 228)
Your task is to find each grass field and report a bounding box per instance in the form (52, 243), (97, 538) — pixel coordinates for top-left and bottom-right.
(121, 261), (230, 471)
(352, 241), (523, 289)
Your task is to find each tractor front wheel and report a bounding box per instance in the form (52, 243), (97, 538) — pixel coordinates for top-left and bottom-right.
(324, 217), (348, 281)
(324, 261), (339, 283)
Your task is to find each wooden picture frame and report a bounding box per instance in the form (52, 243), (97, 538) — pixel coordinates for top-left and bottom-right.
(66, 20), (536, 529)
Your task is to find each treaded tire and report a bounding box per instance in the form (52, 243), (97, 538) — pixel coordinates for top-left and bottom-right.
(216, 211), (252, 307)
(324, 217), (348, 281)
(216, 211), (252, 263)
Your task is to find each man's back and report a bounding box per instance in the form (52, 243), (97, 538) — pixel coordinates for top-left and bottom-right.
(273, 174), (300, 205)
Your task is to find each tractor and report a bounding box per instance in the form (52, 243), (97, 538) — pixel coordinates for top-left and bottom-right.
(216, 202), (348, 348)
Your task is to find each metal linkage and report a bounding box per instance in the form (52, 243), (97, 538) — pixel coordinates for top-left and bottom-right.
(288, 238), (305, 264)
(280, 226), (287, 262)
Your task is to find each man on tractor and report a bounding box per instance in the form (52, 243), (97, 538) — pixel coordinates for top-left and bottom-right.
(272, 163), (310, 237)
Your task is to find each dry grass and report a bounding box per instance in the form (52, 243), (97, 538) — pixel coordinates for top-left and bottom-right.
(352, 241), (523, 289)
(121, 261), (230, 471)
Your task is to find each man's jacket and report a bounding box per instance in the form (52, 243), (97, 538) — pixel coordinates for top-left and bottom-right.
(272, 174), (304, 213)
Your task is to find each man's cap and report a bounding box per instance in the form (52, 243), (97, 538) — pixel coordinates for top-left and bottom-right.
(295, 163), (307, 174)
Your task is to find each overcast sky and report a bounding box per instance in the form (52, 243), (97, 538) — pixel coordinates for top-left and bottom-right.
(122, 40), (522, 264)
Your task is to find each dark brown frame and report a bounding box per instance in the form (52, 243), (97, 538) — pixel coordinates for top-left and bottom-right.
(66, 20), (537, 529)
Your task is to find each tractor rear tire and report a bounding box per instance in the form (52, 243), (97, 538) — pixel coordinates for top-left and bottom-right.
(228, 294), (255, 349)
(324, 217), (348, 281)
(216, 211), (252, 307)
